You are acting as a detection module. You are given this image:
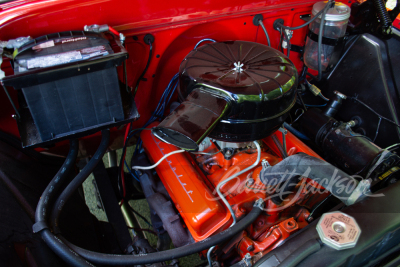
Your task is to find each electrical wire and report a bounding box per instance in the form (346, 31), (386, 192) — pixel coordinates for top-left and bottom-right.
(319, 92), (329, 101)
(108, 26), (119, 36)
(217, 141), (261, 227)
(118, 128), (150, 200)
(291, 109), (305, 125)
(191, 150), (222, 155)
(132, 73), (179, 156)
(132, 150), (185, 170)
(127, 226), (157, 236)
(118, 73), (180, 197)
(374, 117), (382, 142)
(350, 97), (400, 128)
(258, 20), (271, 47)
(207, 142), (261, 264)
(297, 91), (308, 111)
(120, 123), (132, 202)
(299, 65), (309, 82)
(276, 6), (329, 30)
(133, 42), (153, 99)
(207, 141), (261, 266)
(349, 97), (400, 142)
(126, 204), (153, 227)
(194, 38), (217, 49)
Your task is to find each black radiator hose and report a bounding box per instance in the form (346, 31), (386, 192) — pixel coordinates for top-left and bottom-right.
(57, 204), (263, 266)
(41, 128), (261, 266)
(33, 139), (93, 267)
(373, 0), (392, 35)
(260, 153), (359, 203)
(51, 130), (110, 233)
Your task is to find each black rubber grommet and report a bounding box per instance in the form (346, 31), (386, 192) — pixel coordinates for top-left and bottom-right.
(273, 19), (285, 31)
(144, 34), (155, 45)
(253, 14), (264, 26)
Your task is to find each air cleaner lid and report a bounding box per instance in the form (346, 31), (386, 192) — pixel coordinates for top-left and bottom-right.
(312, 1), (351, 22)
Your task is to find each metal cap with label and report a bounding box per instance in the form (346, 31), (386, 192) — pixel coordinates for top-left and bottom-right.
(312, 1), (351, 21)
(316, 211), (361, 250)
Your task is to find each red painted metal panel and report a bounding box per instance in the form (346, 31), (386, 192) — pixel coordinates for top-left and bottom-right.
(0, 0), (354, 153)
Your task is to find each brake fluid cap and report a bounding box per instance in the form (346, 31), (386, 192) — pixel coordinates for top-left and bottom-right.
(316, 211), (361, 250)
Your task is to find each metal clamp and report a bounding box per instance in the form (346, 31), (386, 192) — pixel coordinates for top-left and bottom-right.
(253, 198), (265, 210)
(243, 253), (252, 266)
(278, 127), (288, 158)
(32, 221), (49, 233)
(344, 179), (371, 206)
(261, 159), (270, 170)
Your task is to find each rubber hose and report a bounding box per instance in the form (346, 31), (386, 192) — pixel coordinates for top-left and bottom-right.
(57, 205), (263, 265)
(33, 140), (92, 267)
(35, 139), (79, 223)
(50, 130), (110, 233)
(278, 239), (321, 267)
(317, 3), (329, 81)
(272, 135), (287, 159)
(42, 230), (94, 267)
(373, 0), (392, 34)
(260, 153), (359, 203)
(283, 122), (310, 140)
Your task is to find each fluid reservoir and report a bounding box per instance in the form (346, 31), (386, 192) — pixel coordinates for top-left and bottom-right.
(304, 1), (350, 71)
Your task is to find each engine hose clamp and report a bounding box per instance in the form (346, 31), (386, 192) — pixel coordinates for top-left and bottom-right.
(261, 159), (270, 170)
(32, 221), (49, 233)
(344, 179), (371, 206)
(278, 127), (288, 135)
(243, 253), (252, 266)
(253, 198), (265, 210)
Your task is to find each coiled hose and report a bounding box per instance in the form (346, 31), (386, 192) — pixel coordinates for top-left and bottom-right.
(373, 0), (392, 35)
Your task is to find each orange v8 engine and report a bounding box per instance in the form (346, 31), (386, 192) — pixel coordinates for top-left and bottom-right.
(137, 40), (337, 263)
(141, 122), (328, 260)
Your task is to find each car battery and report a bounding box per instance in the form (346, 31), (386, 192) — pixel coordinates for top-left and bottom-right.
(1, 31), (136, 147)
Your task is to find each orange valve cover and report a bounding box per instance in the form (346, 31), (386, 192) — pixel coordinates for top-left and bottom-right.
(141, 122), (231, 241)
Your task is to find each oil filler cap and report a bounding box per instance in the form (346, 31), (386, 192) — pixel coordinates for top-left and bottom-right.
(316, 211), (361, 250)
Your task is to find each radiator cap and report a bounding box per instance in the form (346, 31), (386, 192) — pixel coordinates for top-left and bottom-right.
(316, 211), (361, 250)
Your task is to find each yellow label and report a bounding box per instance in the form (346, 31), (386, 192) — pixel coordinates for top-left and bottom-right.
(12, 48), (18, 59)
(379, 166), (400, 180)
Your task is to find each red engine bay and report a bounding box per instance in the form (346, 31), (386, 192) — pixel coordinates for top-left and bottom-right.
(1, 0), (400, 266)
